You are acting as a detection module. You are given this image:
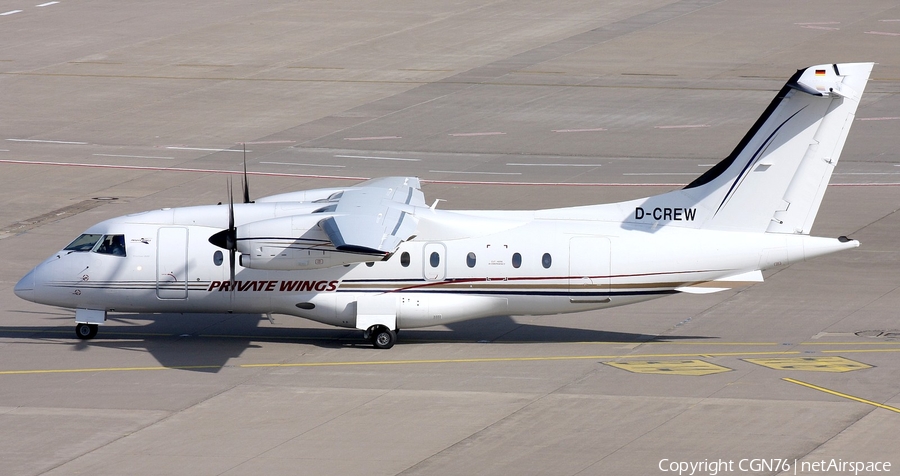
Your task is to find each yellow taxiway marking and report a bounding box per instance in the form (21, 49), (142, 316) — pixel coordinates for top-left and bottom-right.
(744, 356), (873, 372)
(0, 350), (799, 376)
(605, 360), (731, 376)
(783, 378), (900, 414)
(821, 348), (900, 354)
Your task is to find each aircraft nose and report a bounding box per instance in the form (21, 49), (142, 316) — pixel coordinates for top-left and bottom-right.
(14, 268), (35, 302)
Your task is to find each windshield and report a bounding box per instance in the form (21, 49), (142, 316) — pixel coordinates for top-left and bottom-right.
(95, 234), (126, 257)
(64, 234), (103, 252)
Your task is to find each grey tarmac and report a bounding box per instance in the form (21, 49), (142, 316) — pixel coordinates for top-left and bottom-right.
(1, 0), (899, 475)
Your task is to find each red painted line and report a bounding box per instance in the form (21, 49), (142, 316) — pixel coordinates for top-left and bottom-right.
(421, 179), (684, 187)
(3, 160), (899, 187)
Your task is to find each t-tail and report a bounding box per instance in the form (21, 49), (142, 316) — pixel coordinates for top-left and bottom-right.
(627, 62), (873, 234)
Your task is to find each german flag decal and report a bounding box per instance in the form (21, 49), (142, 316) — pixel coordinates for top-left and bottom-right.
(815, 69), (827, 76)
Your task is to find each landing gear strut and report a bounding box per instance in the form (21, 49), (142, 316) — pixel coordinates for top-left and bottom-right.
(366, 325), (397, 349)
(75, 323), (98, 340)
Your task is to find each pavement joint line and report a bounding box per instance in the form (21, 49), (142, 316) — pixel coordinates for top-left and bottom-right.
(783, 378), (900, 413)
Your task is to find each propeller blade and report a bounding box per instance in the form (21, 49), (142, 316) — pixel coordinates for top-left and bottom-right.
(208, 177), (239, 307)
(229, 248), (236, 288)
(228, 178), (235, 234)
(227, 177), (236, 304)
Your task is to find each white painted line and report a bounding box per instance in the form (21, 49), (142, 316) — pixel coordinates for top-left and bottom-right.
(507, 163), (602, 167)
(7, 138), (88, 145)
(552, 128), (607, 133)
(36, 1), (59, 6)
(430, 170), (521, 176)
(343, 136), (401, 141)
(261, 161), (345, 168)
(448, 132), (506, 137)
(239, 140), (295, 145)
(334, 154), (420, 162)
(654, 124), (710, 129)
(880, 19), (900, 22)
(0, 159), (367, 181)
(858, 117), (900, 121)
(698, 164), (716, 167)
(165, 146), (248, 153)
(843, 173), (900, 178)
(865, 31), (900, 36)
(800, 25), (840, 30)
(0, 149), (9, 152)
(93, 154), (174, 160)
(0, 10), (23, 16)
(794, 22), (840, 25)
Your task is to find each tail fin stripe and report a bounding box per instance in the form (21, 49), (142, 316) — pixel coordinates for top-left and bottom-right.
(714, 107), (807, 215)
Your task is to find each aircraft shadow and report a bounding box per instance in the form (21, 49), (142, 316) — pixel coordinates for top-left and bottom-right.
(1, 312), (716, 373)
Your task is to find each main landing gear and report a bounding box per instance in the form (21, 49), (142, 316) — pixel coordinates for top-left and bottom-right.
(75, 323), (98, 340)
(364, 325), (397, 349)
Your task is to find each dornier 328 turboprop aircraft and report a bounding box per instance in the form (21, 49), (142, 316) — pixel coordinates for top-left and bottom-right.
(15, 63), (872, 348)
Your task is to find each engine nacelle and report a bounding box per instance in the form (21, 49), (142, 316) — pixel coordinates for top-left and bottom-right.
(235, 215), (386, 270)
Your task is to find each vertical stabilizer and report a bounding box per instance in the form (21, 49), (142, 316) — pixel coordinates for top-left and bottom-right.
(682, 63), (873, 233)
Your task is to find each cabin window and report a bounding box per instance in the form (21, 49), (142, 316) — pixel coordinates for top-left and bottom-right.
(430, 251), (440, 267)
(64, 234), (102, 252)
(466, 252), (476, 268)
(541, 252), (552, 269)
(94, 235), (126, 257)
(213, 251), (224, 266)
(512, 252), (522, 269)
(400, 252), (410, 267)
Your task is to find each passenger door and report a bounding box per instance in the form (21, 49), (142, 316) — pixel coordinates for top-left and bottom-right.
(157, 227), (189, 299)
(568, 237), (611, 302)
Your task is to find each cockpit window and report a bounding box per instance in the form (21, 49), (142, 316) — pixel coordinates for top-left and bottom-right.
(94, 235), (126, 257)
(64, 234), (103, 252)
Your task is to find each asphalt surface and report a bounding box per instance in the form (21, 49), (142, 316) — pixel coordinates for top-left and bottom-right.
(1, 1), (899, 475)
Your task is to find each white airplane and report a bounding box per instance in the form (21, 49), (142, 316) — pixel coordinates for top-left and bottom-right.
(15, 62), (872, 349)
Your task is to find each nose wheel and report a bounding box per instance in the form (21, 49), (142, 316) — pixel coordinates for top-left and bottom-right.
(75, 323), (98, 340)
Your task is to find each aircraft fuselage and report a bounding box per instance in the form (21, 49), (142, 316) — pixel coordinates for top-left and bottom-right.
(16, 202), (851, 330)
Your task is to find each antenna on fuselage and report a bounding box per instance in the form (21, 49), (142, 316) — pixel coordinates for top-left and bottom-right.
(241, 143), (252, 204)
